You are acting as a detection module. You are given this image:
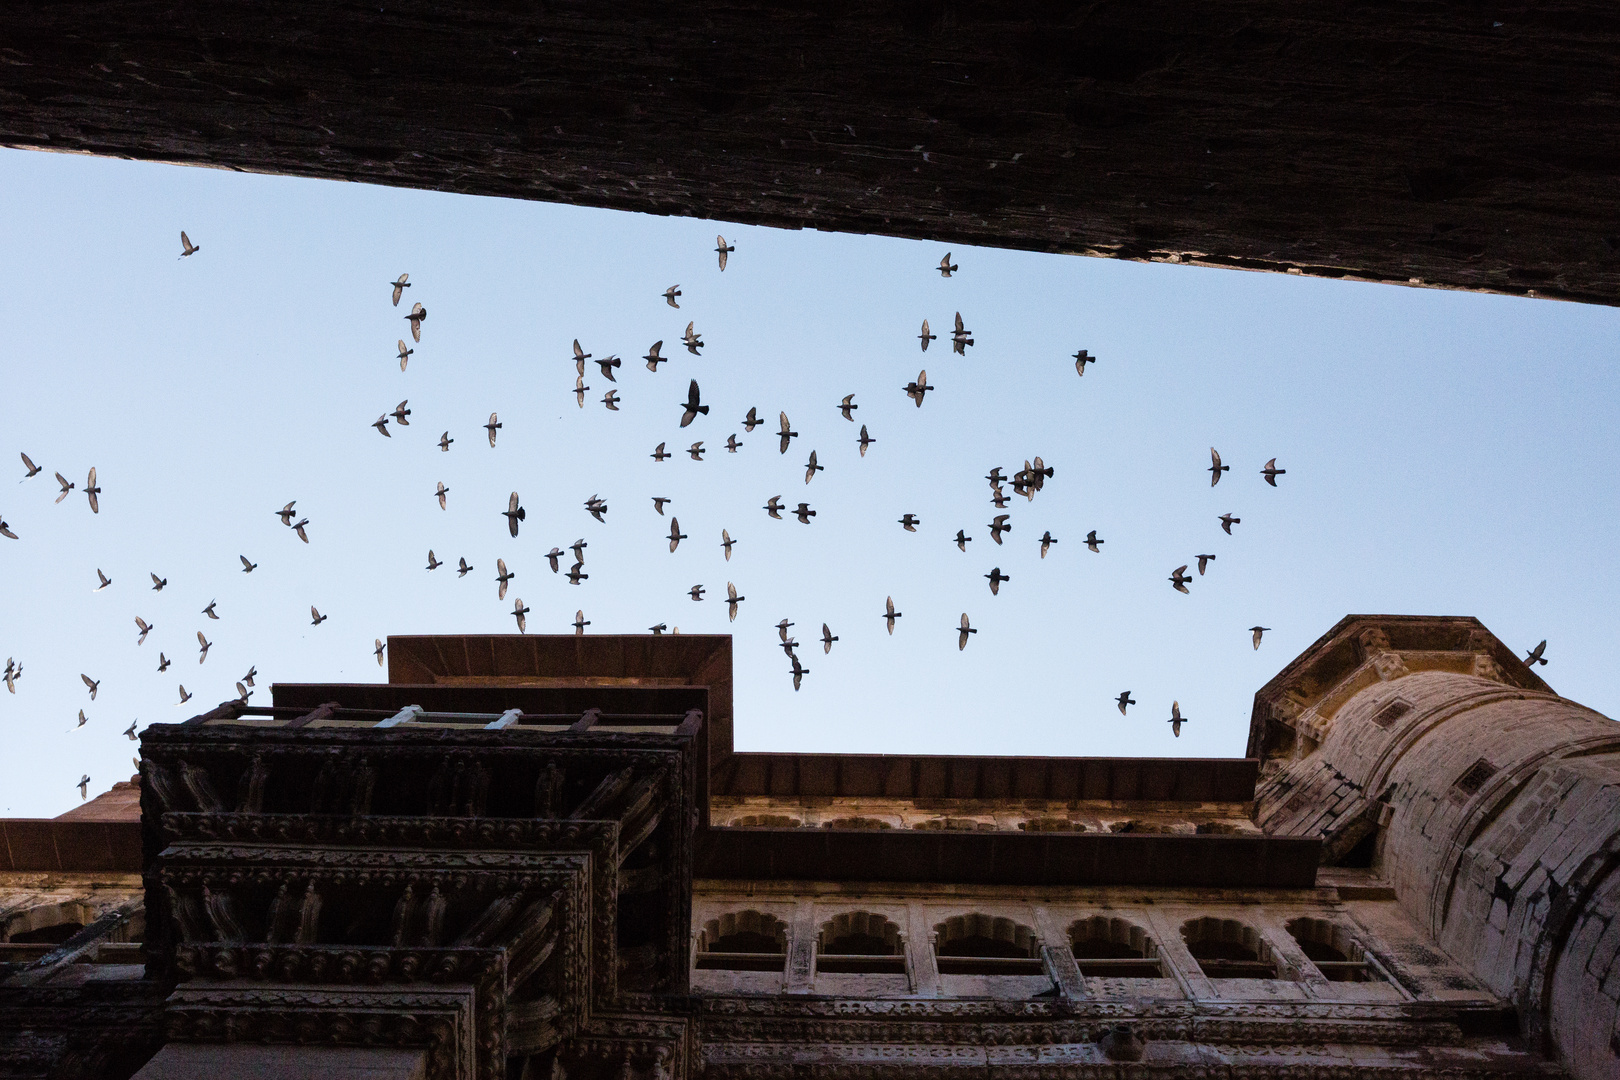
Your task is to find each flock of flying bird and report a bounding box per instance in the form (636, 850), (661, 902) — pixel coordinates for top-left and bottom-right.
(4, 230), (1559, 801)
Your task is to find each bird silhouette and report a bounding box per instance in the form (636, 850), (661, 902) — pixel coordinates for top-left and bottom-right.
(664, 285), (681, 308)
(726, 434), (743, 453)
(1208, 447), (1228, 486)
(602, 389), (621, 411)
(883, 596), (901, 635)
(857, 425), (875, 456)
(715, 235), (734, 270)
(404, 301), (426, 342)
(277, 501), (297, 526)
(644, 341), (667, 370)
(1169, 701), (1188, 737)
(179, 231), (199, 258)
(919, 319), (935, 351)
(495, 558), (514, 600)
(571, 538), (588, 562)
(1085, 530), (1104, 553)
(241, 666), (256, 687)
(124, 720), (137, 740)
(1116, 691), (1136, 715)
(566, 562), (588, 585)
(1261, 458), (1287, 486)
(938, 252), (958, 277)
(239, 555), (257, 573)
(1169, 566), (1192, 594)
(681, 380), (709, 427)
(721, 529), (735, 561)
(805, 451), (823, 484)
(1524, 640), (1549, 666)
(512, 598), (530, 633)
(197, 631), (211, 663)
(81, 673), (100, 700)
(235, 682), (251, 703)
(176, 684), (192, 705)
(78, 774), (90, 799)
(485, 413), (502, 447)
(778, 412), (798, 453)
(390, 273), (410, 306)
(0, 517), (15, 540)
(1219, 513), (1241, 535)
(93, 568), (112, 592)
(397, 340), (413, 370)
(1196, 554), (1216, 575)
(457, 557), (474, 578)
(292, 516), (309, 542)
(435, 481), (449, 510)
(838, 394), (858, 421)
(821, 624), (838, 653)
(898, 513), (919, 532)
(1250, 626), (1271, 650)
(985, 567), (1009, 595)
(989, 484), (1010, 509)
(20, 452), (42, 478)
(789, 653), (808, 691)
(575, 376), (590, 409)
(426, 550), (442, 571)
(388, 401), (410, 427)
(955, 529), (972, 552)
(690, 584), (705, 601)
(651, 442), (670, 462)
(54, 471), (74, 503)
(596, 354), (622, 382)
(151, 572), (168, 591)
(1039, 531), (1058, 558)
(546, 548), (564, 573)
(202, 600), (218, 619)
(374, 638), (387, 666)
(743, 407), (761, 432)
(688, 442), (705, 461)
(310, 606), (328, 626)
(904, 370), (933, 407)
(505, 492), (526, 536)
(668, 518), (687, 552)
(763, 496), (783, 520)
(958, 613), (977, 650)
(652, 496), (671, 516)
(951, 312), (973, 354)
(793, 503), (815, 524)
(988, 515), (1011, 544)
(1073, 349), (1095, 376)
(372, 415), (391, 437)
(650, 623), (668, 635)
(683, 322), (704, 355)
(157, 653), (170, 673)
(573, 610), (590, 635)
(2, 659), (18, 693)
(83, 467), (100, 513)
(726, 582), (744, 621)
(573, 339), (591, 374)
(134, 617), (153, 645)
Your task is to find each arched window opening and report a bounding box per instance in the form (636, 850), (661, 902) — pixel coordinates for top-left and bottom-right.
(696, 910), (788, 972)
(817, 911), (905, 974)
(820, 817), (892, 830)
(1068, 916), (1164, 978)
(934, 913), (1044, 975)
(1181, 917), (1280, 979)
(1286, 917), (1381, 982)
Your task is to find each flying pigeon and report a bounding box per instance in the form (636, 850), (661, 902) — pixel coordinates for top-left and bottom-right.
(54, 471), (75, 503)
(1116, 691), (1136, 715)
(93, 569), (112, 592)
(955, 529), (972, 552)
(726, 434), (742, 453)
(857, 425), (875, 456)
(20, 452), (42, 478)
(778, 412), (797, 453)
(988, 515), (1011, 544)
(838, 394), (858, 421)
(81, 673), (100, 700)
(197, 631), (212, 663)
(1169, 566), (1192, 594)
(1039, 531), (1057, 558)
(374, 639), (387, 666)
(392, 400), (411, 426)
(805, 451), (823, 484)
(1196, 554), (1215, 575)
(904, 370), (933, 407)
(651, 442), (670, 461)
(373, 415), (391, 437)
(179, 231), (199, 257)
(457, 557), (474, 578)
(985, 567), (1009, 595)
(574, 610), (590, 635)
(486, 413), (502, 447)
(235, 682), (251, 703)
(176, 685), (192, 705)
(680, 380), (708, 427)
(1073, 349), (1095, 376)
(390, 273), (410, 306)
(726, 582), (745, 621)
(157, 653), (170, 673)
(1208, 448), (1228, 486)
(151, 572), (168, 590)
(1524, 640), (1548, 666)
(683, 322), (704, 355)
(789, 653), (808, 691)
(574, 376), (590, 408)
(277, 501), (297, 526)
(512, 598), (530, 633)
(240, 555), (257, 573)
(793, 503), (816, 524)
(1261, 458), (1287, 486)
(426, 549), (441, 570)
(124, 720), (137, 741)
(397, 340), (413, 370)
(688, 441), (705, 460)
(663, 284), (681, 308)
(957, 613), (977, 650)
(495, 558), (514, 600)
(1085, 530), (1105, 553)
(436, 481), (449, 510)
(83, 468), (100, 513)
(650, 623), (668, 635)
(1169, 701), (1188, 737)
(1250, 626), (1271, 650)
(644, 341), (667, 370)
(668, 517), (687, 552)
(883, 596), (901, 635)
(1219, 514), (1240, 535)
(134, 617), (153, 644)
(546, 548), (563, 573)
(404, 302), (427, 342)
(602, 389), (620, 411)
(0, 517), (15, 540)
(951, 312), (973, 354)
(505, 492), (526, 536)
(821, 624), (838, 653)
(596, 354), (622, 382)
(241, 666), (256, 687)
(566, 562), (588, 585)
(938, 252), (958, 277)
(763, 496), (783, 520)
(742, 407), (761, 432)
(721, 529), (734, 561)
(898, 513), (919, 532)
(715, 235), (734, 271)
(573, 339), (591, 374)
(78, 774), (91, 799)
(690, 584), (705, 601)
(919, 319), (935, 351)
(310, 606), (328, 626)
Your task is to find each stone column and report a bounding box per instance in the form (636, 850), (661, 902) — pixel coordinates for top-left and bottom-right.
(1250, 616), (1620, 1080)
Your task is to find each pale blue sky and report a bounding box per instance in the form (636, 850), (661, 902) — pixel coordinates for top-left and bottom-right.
(1, 147), (1616, 816)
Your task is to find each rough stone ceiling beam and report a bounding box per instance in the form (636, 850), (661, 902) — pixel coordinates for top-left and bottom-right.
(2, 3), (1617, 304)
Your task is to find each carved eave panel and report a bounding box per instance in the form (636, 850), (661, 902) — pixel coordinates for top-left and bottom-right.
(1246, 616), (1552, 762)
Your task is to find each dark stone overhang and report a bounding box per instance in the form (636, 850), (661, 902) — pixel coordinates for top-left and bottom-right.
(2, 4), (1618, 304)
(697, 827), (1320, 888)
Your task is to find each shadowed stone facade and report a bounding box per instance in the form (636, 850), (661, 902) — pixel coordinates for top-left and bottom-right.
(0, 619), (1613, 1078)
